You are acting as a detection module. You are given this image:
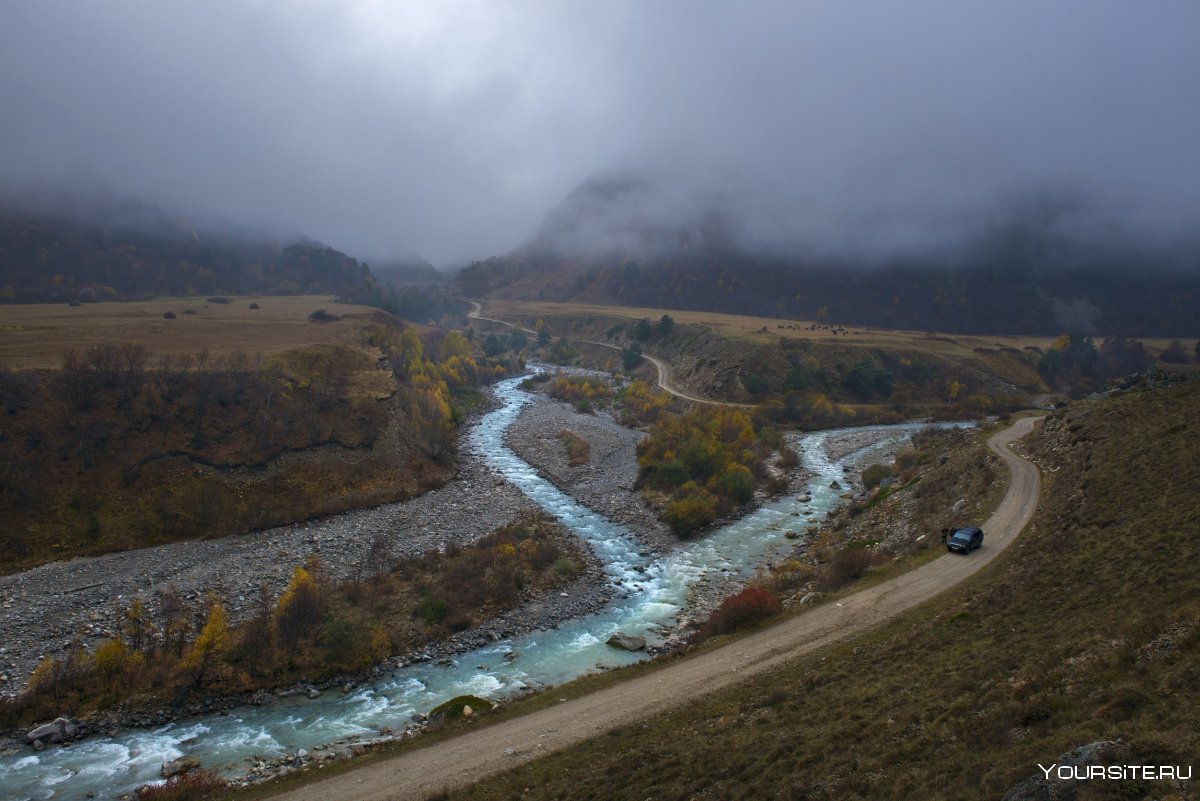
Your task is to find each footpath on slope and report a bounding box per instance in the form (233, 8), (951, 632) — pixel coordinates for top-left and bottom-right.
(465, 301), (749, 408)
(272, 415), (1041, 801)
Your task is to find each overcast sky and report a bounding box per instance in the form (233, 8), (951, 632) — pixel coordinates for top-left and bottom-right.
(1, 1), (1198, 265)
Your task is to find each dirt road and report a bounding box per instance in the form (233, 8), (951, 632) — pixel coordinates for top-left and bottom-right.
(272, 416), (1041, 801)
(466, 300), (751, 408)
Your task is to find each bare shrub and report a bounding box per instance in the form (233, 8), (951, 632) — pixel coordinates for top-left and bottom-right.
(819, 548), (879, 591)
(308, 308), (339, 323)
(706, 585), (783, 635)
(136, 769), (228, 800)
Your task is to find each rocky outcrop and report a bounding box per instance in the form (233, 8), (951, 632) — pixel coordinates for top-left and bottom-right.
(1000, 740), (1123, 801)
(161, 754), (201, 778)
(606, 632), (646, 651)
(26, 717), (77, 746)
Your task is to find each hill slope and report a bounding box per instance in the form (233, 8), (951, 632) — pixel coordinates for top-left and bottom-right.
(0, 200), (393, 307)
(455, 176), (1200, 337)
(445, 373), (1199, 800)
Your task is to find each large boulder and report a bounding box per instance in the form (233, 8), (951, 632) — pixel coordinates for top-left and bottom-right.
(606, 632), (646, 651)
(26, 717), (76, 745)
(161, 755), (202, 778)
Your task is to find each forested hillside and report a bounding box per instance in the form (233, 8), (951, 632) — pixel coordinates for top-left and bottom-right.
(0, 204), (394, 309)
(455, 177), (1200, 337)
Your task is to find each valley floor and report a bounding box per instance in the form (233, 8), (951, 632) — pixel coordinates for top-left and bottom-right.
(262, 417), (1041, 801)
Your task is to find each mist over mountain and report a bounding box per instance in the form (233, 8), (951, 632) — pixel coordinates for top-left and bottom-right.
(0, 195), (396, 306)
(3, 3), (1198, 267)
(457, 173), (1200, 337)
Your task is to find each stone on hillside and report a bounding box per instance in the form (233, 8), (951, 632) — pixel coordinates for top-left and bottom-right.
(161, 755), (202, 777)
(1001, 741), (1121, 801)
(606, 632), (646, 651)
(462, 704), (474, 718)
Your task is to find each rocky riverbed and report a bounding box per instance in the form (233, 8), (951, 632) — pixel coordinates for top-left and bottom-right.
(504, 397), (677, 552)
(0, 392), (626, 703)
(0, 373), (928, 763)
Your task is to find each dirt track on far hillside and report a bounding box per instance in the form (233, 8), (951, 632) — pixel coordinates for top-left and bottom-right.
(272, 416), (1041, 801)
(466, 301), (751, 408)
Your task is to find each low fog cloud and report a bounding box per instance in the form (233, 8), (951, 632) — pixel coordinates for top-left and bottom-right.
(1, 1), (1197, 265)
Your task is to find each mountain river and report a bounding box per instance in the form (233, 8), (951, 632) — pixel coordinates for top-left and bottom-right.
(0, 373), (964, 800)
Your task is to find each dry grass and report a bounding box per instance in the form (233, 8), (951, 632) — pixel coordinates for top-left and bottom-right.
(481, 298), (1182, 360)
(0, 295), (383, 369)
(557, 430), (591, 466)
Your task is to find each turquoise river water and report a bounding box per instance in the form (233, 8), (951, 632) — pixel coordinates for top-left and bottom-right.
(0, 373), (960, 800)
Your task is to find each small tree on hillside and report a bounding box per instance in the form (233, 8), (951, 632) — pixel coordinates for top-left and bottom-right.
(185, 598), (228, 686)
(621, 343), (643, 371)
(275, 565), (322, 653)
(634, 318), (653, 342)
(1160, 339), (1189, 364)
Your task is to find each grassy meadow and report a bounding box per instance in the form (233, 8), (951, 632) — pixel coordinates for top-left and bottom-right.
(0, 295), (384, 369)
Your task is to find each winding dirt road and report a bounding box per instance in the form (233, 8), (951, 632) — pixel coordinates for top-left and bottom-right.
(465, 300), (750, 408)
(273, 416), (1041, 801)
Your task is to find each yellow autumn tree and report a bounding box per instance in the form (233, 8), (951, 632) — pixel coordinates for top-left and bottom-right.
(441, 330), (471, 361)
(185, 599), (228, 685)
(92, 638), (130, 678)
(275, 565), (322, 651)
(396, 329), (424, 379)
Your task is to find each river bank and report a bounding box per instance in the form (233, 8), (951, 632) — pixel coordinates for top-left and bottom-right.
(0, 373), (955, 801)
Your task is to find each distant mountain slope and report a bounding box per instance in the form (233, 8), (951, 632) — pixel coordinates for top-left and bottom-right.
(456, 176), (1200, 337)
(0, 201), (392, 307)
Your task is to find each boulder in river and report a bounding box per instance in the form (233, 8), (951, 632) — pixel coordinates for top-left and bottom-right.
(26, 717), (76, 745)
(161, 754), (201, 777)
(606, 632), (646, 651)
(830, 480), (841, 489)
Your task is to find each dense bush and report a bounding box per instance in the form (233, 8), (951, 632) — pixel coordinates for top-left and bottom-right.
(862, 464), (893, 490)
(662, 486), (720, 535)
(637, 406), (775, 535)
(617, 379), (672, 425)
(546, 375), (611, 412)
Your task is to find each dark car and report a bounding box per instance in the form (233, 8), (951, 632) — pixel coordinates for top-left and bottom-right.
(947, 526), (984, 554)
